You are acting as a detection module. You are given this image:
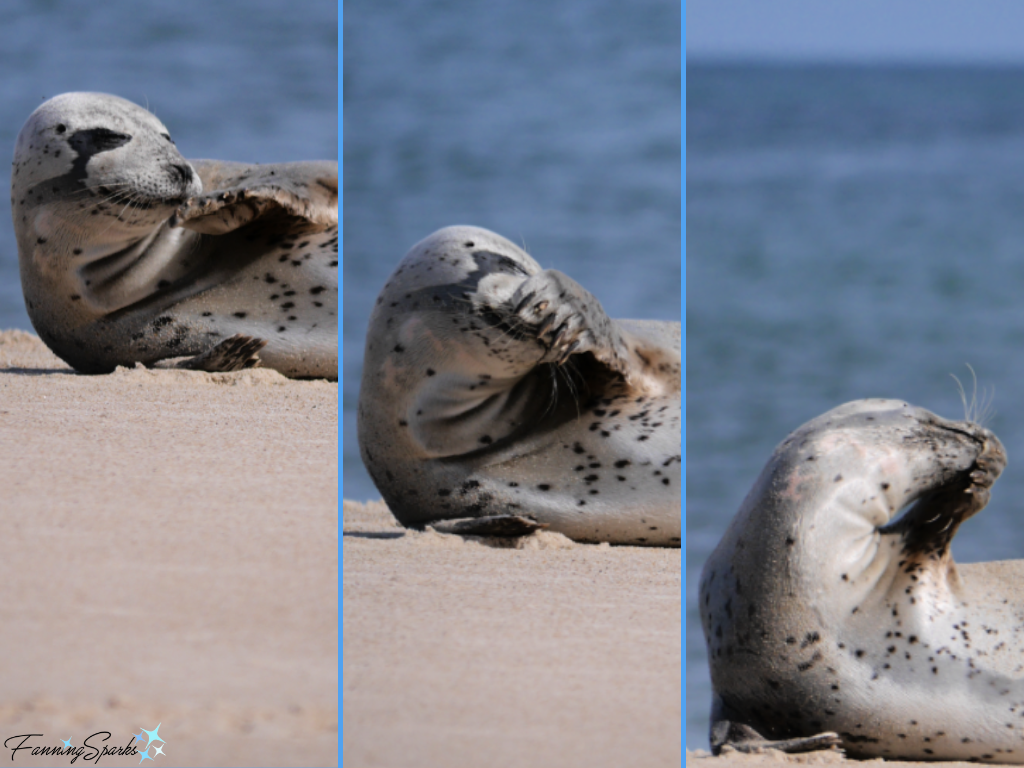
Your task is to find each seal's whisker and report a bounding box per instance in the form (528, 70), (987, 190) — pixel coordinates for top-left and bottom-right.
(65, 186), (134, 210)
(965, 363), (979, 423)
(114, 193), (146, 221)
(951, 371), (969, 423)
(540, 364), (560, 421)
(976, 382), (996, 428)
(72, 187), (144, 218)
(91, 193), (149, 238)
(557, 357), (583, 419)
(951, 364), (996, 426)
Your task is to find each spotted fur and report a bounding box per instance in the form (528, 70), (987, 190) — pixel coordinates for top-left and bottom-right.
(357, 225), (681, 546)
(11, 92), (337, 379)
(700, 399), (1024, 761)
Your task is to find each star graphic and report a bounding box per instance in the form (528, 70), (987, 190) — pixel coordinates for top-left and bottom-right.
(138, 748), (152, 764)
(133, 731), (146, 743)
(152, 744), (165, 757)
(61, 738), (73, 748)
(140, 723), (164, 748)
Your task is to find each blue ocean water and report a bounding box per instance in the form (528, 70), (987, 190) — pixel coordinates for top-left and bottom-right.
(343, 0), (681, 501)
(0, 0), (337, 331)
(687, 62), (1024, 748)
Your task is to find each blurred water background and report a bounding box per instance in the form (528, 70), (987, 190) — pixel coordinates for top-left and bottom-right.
(0, 0), (337, 331)
(687, 62), (1024, 748)
(343, 0), (682, 501)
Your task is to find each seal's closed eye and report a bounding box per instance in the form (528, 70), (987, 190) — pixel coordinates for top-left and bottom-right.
(68, 127), (132, 155)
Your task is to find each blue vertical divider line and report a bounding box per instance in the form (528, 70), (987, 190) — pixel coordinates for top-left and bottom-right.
(338, 0), (344, 763)
(680, 0), (687, 756)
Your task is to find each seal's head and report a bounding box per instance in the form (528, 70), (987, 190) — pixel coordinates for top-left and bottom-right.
(708, 399), (1005, 605)
(12, 92), (201, 240)
(771, 399), (1002, 540)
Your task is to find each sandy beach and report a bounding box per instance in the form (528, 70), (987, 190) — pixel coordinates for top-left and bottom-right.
(0, 331), (337, 767)
(342, 498), (682, 768)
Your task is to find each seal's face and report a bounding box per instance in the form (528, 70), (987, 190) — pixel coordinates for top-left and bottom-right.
(12, 92), (201, 238)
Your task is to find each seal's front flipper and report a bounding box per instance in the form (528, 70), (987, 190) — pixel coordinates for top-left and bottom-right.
(179, 334), (267, 372)
(710, 721), (842, 756)
(170, 159), (338, 235)
(507, 269), (632, 376)
(884, 432), (1007, 558)
(428, 515), (547, 538)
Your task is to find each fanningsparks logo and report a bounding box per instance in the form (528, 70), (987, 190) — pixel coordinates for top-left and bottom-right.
(4, 724), (166, 765)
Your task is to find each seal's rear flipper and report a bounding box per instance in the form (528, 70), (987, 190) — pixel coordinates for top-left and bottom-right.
(428, 515), (547, 538)
(179, 334), (267, 372)
(711, 720), (842, 755)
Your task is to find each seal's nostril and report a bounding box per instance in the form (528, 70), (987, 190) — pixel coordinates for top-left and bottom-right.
(169, 163), (193, 185)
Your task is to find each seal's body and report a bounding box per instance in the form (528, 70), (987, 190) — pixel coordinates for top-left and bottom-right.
(12, 92), (337, 378)
(358, 225), (681, 546)
(700, 399), (1024, 762)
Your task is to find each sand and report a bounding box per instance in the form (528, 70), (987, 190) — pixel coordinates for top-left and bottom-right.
(342, 498), (682, 768)
(0, 331), (337, 767)
(686, 749), (999, 768)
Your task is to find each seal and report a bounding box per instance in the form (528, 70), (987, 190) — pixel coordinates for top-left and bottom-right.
(11, 92), (338, 379)
(699, 398), (1024, 762)
(357, 225), (681, 546)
